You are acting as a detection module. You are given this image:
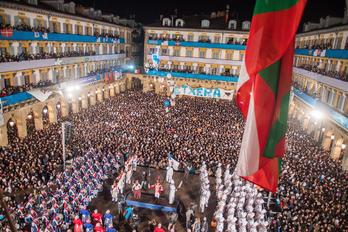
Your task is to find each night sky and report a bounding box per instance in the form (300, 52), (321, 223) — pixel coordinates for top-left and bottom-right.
(73, 0), (345, 26)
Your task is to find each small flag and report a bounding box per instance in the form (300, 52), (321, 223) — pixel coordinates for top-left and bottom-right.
(42, 33), (48, 39)
(168, 153), (180, 171)
(1, 28), (13, 37)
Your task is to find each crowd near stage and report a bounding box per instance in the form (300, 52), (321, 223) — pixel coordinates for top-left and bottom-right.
(0, 91), (347, 232)
(89, 167), (219, 231)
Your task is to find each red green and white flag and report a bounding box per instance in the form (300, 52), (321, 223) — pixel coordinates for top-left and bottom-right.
(235, 0), (307, 193)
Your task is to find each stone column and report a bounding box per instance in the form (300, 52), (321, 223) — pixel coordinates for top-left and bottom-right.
(61, 101), (69, 117)
(14, 112), (27, 139)
(97, 91), (103, 102)
(115, 84), (120, 94)
(104, 88), (110, 99)
(340, 94), (346, 112)
(48, 104), (58, 124)
(72, 100), (79, 114)
(120, 83), (126, 92)
(34, 112), (44, 130)
(342, 148), (348, 170)
(110, 85), (115, 97)
(0, 125), (8, 147)
(90, 93), (97, 106)
(81, 96), (88, 109)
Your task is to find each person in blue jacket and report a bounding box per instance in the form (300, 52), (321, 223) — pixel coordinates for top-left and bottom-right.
(104, 209), (113, 228)
(83, 219), (93, 232)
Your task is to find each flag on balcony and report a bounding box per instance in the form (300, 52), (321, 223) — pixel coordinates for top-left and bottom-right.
(0, 28), (13, 37)
(235, 0), (307, 193)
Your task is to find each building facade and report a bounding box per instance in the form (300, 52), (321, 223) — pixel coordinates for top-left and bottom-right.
(143, 11), (250, 88)
(0, 0), (133, 90)
(143, 10), (348, 170)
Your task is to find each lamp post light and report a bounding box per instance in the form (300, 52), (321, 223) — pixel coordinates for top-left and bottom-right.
(9, 120), (15, 127)
(330, 134), (335, 154)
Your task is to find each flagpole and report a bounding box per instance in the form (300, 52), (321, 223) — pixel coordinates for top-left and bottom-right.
(267, 191), (272, 209)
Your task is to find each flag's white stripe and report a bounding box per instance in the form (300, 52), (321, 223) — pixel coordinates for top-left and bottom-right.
(236, 58), (248, 92)
(236, 94), (260, 176)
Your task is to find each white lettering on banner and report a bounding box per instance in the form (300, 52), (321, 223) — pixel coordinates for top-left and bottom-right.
(174, 85), (234, 100)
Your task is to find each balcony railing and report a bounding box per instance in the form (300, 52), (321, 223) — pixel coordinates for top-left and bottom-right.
(0, 30), (125, 44)
(293, 88), (348, 131)
(293, 67), (348, 92)
(145, 69), (239, 82)
(0, 68), (122, 108)
(147, 40), (246, 50)
(0, 53), (126, 73)
(295, 48), (348, 59)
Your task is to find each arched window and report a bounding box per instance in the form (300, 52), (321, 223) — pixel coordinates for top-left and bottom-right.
(242, 21), (251, 31)
(175, 19), (184, 27)
(201, 19), (210, 28)
(228, 20), (237, 30)
(162, 18), (171, 27)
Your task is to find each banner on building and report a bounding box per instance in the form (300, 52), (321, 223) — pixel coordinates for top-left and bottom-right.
(173, 85), (234, 100)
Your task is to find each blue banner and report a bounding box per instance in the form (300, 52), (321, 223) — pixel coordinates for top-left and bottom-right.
(295, 48), (348, 59)
(0, 92), (34, 107)
(146, 70), (238, 82)
(147, 40), (246, 50)
(0, 31), (125, 44)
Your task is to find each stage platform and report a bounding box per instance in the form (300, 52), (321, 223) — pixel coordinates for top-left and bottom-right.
(88, 166), (217, 231)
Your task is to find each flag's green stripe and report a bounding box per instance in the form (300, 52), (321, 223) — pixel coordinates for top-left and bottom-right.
(254, 0), (300, 15)
(264, 92), (290, 158)
(259, 61), (281, 94)
(278, 158), (282, 175)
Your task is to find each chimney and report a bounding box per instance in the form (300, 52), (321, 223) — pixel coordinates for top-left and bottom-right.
(225, 5), (230, 23)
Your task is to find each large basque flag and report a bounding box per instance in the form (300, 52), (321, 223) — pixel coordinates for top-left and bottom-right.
(235, 0), (307, 193)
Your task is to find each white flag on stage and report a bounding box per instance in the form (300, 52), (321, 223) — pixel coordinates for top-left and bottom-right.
(168, 153), (180, 171)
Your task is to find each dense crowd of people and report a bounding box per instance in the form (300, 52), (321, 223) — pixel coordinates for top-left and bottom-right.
(296, 64), (348, 81)
(0, 23), (48, 33)
(0, 51), (98, 63)
(297, 43), (333, 50)
(0, 23), (121, 39)
(147, 34), (247, 45)
(0, 91), (347, 231)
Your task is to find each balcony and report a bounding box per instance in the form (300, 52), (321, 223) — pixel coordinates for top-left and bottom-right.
(146, 55), (243, 66)
(0, 53), (126, 73)
(293, 67), (348, 92)
(293, 88), (348, 131)
(0, 30), (125, 44)
(145, 69), (239, 82)
(0, 68), (122, 108)
(147, 40), (246, 50)
(295, 48), (348, 59)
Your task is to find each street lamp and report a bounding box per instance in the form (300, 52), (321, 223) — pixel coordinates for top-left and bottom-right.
(27, 114), (33, 120)
(330, 134), (335, 153)
(43, 108), (48, 114)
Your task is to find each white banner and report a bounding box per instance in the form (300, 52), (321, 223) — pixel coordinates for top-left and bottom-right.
(27, 89), (53, 102)
(173, 85), (234, 100)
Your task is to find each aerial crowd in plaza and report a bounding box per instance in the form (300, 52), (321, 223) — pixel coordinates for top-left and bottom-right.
(0, 91), (347, 231)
